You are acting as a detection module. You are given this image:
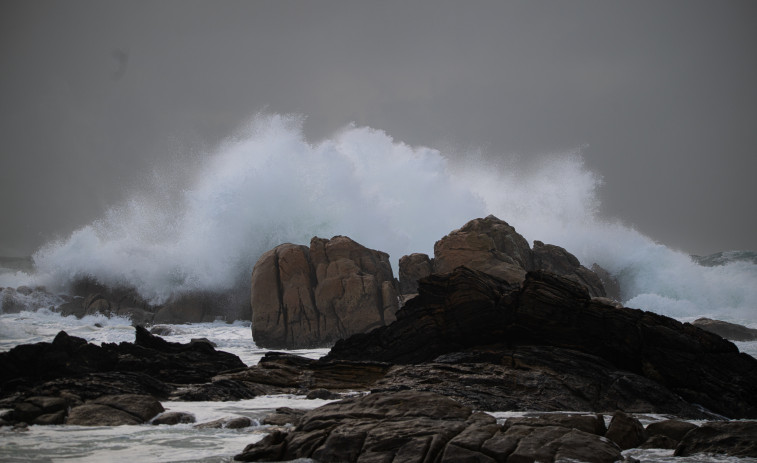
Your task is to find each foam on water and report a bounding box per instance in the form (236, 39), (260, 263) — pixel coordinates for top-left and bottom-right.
(0, 113), (754, 323)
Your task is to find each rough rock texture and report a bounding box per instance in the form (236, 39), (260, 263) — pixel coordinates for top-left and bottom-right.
(250, 236), (400, 349)
(234, 391), (622, 463)
(605, 411), (647, 450)
(675, 421), (757, 457)
(326, 267), (757, 419)
(692, 317), (757, 341)
(65, 394), (164, 426)
(398, 252), (432, 295)
(431, 215), (606, 296)
(0, 327), (246, 425)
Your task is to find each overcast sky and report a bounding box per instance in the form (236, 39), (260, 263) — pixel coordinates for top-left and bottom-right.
(1, 0), (755, 257)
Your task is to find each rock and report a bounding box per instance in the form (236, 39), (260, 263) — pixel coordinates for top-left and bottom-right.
(0, 327), (246, 407)
(675, 421), (757, 457)
(306, 388), (339, 400)
(640, 434), (679, 450)
(532, 240), (606, 297)
(234, 390), (622, 463)
(591, 263), (622, 301)
(250, 236), (399, 349)
(605, 411), (647, 450)
(326, 267), (757, 418)
(152, 411), (196, 425)
(262, 407), (307, 426)
(503, 414), (607, 436)
(645, 419), (698, 442)
(195, 416), (254, 429)
(66, 394), (163, 426)
(83, 293), (112, 316)
(432, 215), (531, 284)
(692, 317), (757, 341)
(398, 253), (432, 295)
(431, 216), (606, 297)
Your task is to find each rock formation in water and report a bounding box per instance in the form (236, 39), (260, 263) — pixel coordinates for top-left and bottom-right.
(397, 215), (607, 299)
(692, 317), (757, 341)
(326, 267), (757, 419)
(250, 236), (399, 349)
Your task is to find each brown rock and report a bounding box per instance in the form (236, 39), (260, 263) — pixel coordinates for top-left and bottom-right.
(433, 215), (530, 284)
(250, 236), (399, 349)
(532, 240), (606, 297)
(398, 253), (432, 295)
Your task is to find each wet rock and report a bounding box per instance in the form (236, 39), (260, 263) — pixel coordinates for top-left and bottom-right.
(692, 317), (757, 341)
(605, 411), (647, 450)
(66, 394), (163, 426)
(234, 390), (621, 463)
(326, 267), (757, 419)
(675, 421), (757, 457)
(195, 416), (254, 429)
(262, 407), (307, 426)
(152, 411), (196, 425)
(645, 419), (698, 442)
(398, 252), (432, 295)
(251, 236), (399, 349)
(305, 388), (339, 400)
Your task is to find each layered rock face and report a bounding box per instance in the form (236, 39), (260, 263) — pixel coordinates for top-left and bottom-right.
(326, 267), (757, 419)
(398, 215), (607, 298)
(250, 236), (399, 349)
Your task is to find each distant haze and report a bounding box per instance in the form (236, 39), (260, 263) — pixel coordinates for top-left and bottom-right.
(1, 0), (755, 257)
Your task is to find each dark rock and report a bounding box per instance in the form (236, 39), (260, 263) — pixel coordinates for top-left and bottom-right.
(640, 434), (679, 450)
(504, 413), (607, 436)
(605, 411), (647, 450)
(326, 267), (757, 419)
(171, 379), (258, 401)
(645, 419), (698, 442)
(32, 410), (66, 425)
(235, 390), (621, 463)
(262, 407), (307, 426)
(250, 236), (399, 349)
(66, 394), (163, 426)
(398, 253), (432, 295)
(152, 411), (196, 425)
(195, 416), (254, 429)
(532, 240), (606, 297)
(675, 421), (757, 457)
(591, 263), (622, 301)
(306, 388), (340, 400)
(149, 325), (175, 336)
(692, 317), (757, 341)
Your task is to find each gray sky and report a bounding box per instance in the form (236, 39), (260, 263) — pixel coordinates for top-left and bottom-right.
(1, 0), (756, 257)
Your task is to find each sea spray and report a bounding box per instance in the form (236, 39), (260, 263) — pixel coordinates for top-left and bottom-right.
(1, 113), (753, 323)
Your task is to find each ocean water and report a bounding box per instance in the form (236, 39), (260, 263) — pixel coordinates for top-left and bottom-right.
(1, 311), (756, 462)
(1, 114), (756, 461)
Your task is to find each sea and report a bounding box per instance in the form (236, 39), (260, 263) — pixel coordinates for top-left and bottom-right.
(2, 114), (757, 461)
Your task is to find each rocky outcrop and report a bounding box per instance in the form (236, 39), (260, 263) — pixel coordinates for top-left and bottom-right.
(234, 390), (622, 463)
(692, 317), (757, 341)
(250, 236), (399, 349)
(326, 267), (757, 419)
(65, 394), (164, 426)
(675, 421), (757, 457)
(396, 215), (607, 298)
(0, 326), (247, 426)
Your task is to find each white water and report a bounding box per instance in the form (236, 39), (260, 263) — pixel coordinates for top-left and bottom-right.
(0, 113), (753, 325)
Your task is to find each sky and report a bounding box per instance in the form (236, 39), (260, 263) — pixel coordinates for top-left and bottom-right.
(1, 0), (756, 257)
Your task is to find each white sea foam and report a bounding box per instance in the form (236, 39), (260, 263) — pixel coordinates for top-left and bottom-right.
(0, 113), (754, 323)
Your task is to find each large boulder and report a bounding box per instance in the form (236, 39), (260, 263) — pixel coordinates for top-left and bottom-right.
(326, 267), (757, 419)
(398, 253), (432, 295)
(675, 421), (757, 457)
(429, 215), (606, 297)
(250, 236), (399, 349)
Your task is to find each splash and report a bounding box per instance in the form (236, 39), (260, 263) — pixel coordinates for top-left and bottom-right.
(5, 114), (754, 323)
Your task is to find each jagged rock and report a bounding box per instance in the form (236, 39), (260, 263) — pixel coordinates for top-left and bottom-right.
(605, 411), (647, 450)
(250, 236), (399, 349)
(195, 416), (254, 429)
(0, 327), (246, 415)
(675, 421), (757, 457)
(503, 414), (607, 436)
(234, 390), (622, 463)
(532, 240), (606, 297)
(262, 407), (307, 426)
(398, 253), (432, 295)
(591, 263), (622, 301)
(692, 317), (757, 341)
(326, 267), (757, 418)
(641, 419), (699, 449)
